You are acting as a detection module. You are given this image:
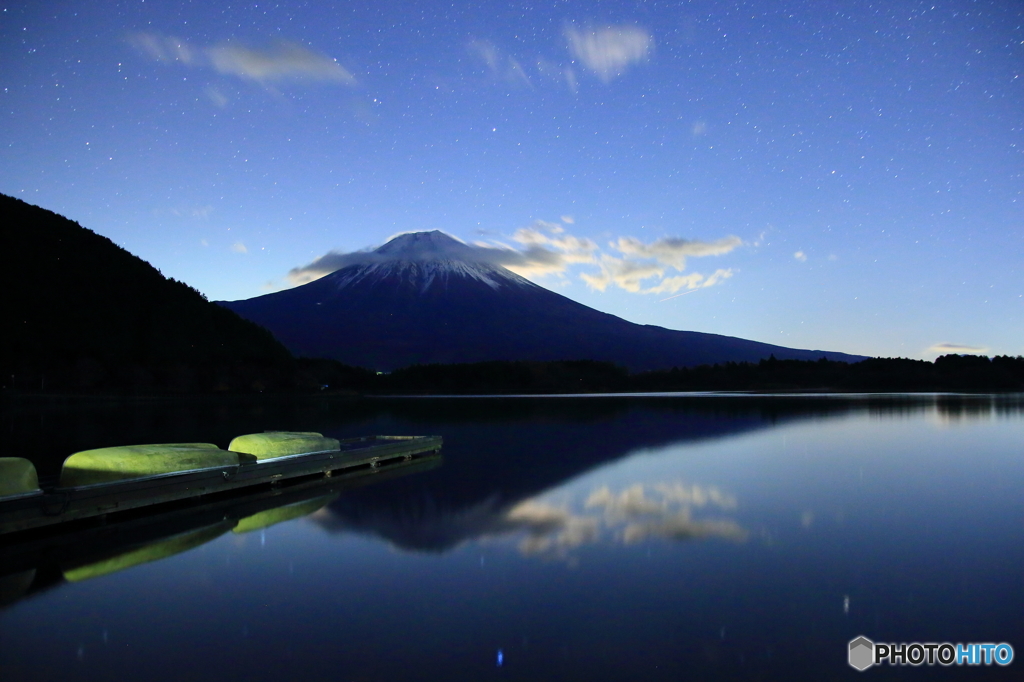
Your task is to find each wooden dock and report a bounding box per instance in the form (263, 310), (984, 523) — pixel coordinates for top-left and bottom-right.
(0, 449), (441, 608)
(0, 434), (442, 536)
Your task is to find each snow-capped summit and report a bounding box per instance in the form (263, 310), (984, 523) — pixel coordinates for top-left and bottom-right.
(329, 231), (533, 293)
(219, 231), (865, 372)
(373, 230), (477, 259)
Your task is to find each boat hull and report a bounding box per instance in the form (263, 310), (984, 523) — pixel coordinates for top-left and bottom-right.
(0, 435), (441, 535)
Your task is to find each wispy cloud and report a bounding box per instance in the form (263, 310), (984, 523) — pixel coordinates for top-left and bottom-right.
(467, 24), (650, 95)
(469, 39), (500, 72)
(927, 343), (989, 355)
(152, 204), (214, 221)
(793, 250), (807, 262)
(130, 33), (199, 64)
(209, 41), (355, 84)
(565, 25), (652, 82)
(155, 204), (215, 220)
(468, 40), (533, 89)
(131, 33), (355, 87)
(287, 222), (598, 285)
(286, 227), (585, 286)
(579, 254), (664, 293)
(507, 221), (600, 276)
(579, 234), (740, 294)
(204, 86), (229, 108)
(644, 269), (734, 295)
(231, 241), (248, 254)
(615, 235), (742, 270)
(564, 67), (579, 93)
(288, 221), (740, 295)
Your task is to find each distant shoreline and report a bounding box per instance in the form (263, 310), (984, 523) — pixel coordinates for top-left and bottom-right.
(4, 354), (1023, 398)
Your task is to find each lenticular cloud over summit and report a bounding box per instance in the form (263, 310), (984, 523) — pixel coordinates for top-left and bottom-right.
(286, 224), (742, 295)
(286, 230), (551, 286)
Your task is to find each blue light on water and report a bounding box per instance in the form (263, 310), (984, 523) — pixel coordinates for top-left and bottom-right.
(496, 649), (503, 667)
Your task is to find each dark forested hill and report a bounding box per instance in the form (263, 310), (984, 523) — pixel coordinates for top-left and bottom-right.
(0, 194), (304, 392)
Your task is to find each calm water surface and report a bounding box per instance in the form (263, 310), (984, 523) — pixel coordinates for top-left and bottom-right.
(1, 394), (1022, 680)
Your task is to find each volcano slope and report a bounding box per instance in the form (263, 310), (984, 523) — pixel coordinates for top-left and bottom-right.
(220, 231), (864, 372)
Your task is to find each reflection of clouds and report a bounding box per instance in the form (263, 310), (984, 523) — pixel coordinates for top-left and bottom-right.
(621, 511), (748, 544)
(587, 482), (738, 516)
(588, 483), (747, 545)
(314, 478), (747, 561)
(490, 481), (746, 561)
(504, 501), (600, 558)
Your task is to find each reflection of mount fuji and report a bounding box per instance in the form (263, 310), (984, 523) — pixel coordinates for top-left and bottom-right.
(313, 398), (795, 551)
(319, 394), (1014, 551)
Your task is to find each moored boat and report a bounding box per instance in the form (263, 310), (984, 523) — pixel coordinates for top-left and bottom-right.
(0, 451), (441, 609)
(0, 431), (442, 535)
(0, 458), (41, 500)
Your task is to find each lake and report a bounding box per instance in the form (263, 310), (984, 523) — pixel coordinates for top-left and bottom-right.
(1, 393), (1022, 680)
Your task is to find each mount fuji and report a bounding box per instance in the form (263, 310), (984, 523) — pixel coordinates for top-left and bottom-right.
(218, 231), (864, 371)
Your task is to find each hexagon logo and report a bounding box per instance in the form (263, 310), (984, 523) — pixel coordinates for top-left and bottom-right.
(849, 636), (874, 671)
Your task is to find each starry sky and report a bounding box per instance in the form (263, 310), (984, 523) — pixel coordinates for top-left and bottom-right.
(2, 0), (1022, 359)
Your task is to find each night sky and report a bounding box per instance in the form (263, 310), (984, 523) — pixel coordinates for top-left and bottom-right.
(2, 0), (1021, 359)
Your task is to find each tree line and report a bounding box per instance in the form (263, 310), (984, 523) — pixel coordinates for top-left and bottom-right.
(11, 353), (1024, 396)
(355, 354), (1024, 395)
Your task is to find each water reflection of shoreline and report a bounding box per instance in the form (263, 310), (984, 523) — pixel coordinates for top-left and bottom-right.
(313, 407), (766, 555)
(6, 394), (1020, 604)
(9, 392), (1022, 484)
(312, 394), (1023, 554)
